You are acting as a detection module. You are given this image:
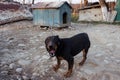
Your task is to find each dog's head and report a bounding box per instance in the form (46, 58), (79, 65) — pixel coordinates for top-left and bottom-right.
(45, 35), (60, 57)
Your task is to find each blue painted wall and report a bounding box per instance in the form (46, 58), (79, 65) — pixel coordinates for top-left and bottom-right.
(32, 3), (71, 27)
(33, 9), (60, 27)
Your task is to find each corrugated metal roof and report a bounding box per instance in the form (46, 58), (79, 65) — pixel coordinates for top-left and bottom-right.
(32, 1), (72, 9)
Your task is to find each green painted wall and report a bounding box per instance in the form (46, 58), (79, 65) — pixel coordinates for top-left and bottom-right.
(115, 0), (120, 21)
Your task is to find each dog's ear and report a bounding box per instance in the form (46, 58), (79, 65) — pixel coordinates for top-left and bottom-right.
(45, 38), (47, 45)
(55, 35), (61, 45)
(45, 37), (49, 45)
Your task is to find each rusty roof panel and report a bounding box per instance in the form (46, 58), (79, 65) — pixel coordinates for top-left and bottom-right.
(0, 2), (21, 11)
(32, 1), (72, 9)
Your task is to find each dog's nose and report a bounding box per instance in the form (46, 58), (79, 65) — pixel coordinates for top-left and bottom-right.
(49, 45), (53, 49)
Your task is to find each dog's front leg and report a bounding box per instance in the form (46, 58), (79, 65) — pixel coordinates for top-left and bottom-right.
(53, 57), (61, 72)
(64, 57), (74, 77)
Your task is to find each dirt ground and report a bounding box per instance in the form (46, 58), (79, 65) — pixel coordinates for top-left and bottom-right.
(0, 21), (120, 80)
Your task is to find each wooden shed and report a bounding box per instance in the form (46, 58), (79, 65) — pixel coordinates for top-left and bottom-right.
(32, 1), (72, 27)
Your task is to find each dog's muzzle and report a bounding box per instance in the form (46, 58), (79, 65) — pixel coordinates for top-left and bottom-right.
(49, 50), (55, 57)
(47, 42), (57, 57)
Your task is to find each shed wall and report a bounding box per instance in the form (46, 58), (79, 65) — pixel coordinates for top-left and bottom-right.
(33, 9), (60, 27)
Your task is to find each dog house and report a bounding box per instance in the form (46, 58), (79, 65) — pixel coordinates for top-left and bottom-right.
(32, 1), (72, 27)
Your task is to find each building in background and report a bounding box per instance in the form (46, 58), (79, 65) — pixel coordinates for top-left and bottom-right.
(78, 0), (117, 22)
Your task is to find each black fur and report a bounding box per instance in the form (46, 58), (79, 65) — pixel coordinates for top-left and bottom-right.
(45, 33), (90, 77)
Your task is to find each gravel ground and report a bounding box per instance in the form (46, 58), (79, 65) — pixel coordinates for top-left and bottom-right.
(0, 21), (120, 80)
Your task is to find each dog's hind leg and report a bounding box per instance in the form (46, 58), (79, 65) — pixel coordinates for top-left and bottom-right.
(79, 49), (88, 66)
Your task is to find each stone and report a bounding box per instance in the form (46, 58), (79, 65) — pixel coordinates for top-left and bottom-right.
(1, 49), (9, 53)
(9, 63), (16, 69)
(34, 56), (40, 60)
(22, 75), (29, 80)
(35, 39), (39, 42)
(8, 37), (14, 41)
(95, 53), (103, 57)
(32, 73), (39, 76)
(40, 46), (45, 49)
(89, 71), (120, 80)
(1, 71), (8, 74)
(50, 77), (54, 80)
(116, 60), (120, 63)
(104, 59), (109, 64)
(18, 60), (31, 66)
(17, 75), (22, 80)
(18, 44), (26, 47)
(26, 57), (30, 60)
(41, 72), (45, 75)
(106, 43), (116, 52)
(42, 55), (49, 60)
(1, 61), (7, 65)
(3, 65), (9, 68)
(84, 69), (93, 75)
(16, 68), (23, 73)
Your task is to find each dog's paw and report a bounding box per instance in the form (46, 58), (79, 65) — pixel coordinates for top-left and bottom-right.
(64, 71), (72, 78)
(53, 65), (59, 72)
(79, 61), (84, 66)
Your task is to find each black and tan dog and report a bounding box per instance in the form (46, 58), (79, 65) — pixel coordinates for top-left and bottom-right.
(45, 33), (90, 77)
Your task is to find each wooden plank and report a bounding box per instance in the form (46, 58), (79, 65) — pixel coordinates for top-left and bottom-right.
(107, 11), (117, 22)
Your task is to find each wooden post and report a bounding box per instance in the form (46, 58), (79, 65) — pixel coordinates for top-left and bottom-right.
(23, 0), (25, 4)
(32, 0), (35, 4)
(68, 0), (72, 4)
(84, 0), (88, 6)
(80, 0), (83, 9)
(99, 0), (108, 21)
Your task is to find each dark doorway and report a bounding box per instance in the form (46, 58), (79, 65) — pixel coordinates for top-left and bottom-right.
(63, 12), (67, 24)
